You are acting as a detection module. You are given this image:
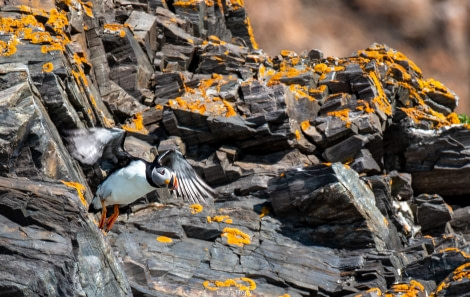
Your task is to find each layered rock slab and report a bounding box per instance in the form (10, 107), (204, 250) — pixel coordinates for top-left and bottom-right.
(0, 177), (131, 297)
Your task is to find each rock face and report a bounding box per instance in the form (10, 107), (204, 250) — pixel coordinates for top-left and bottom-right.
(1, 1), (470, 297)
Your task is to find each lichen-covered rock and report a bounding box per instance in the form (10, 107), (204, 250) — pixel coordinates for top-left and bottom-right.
(0, 177), (132, 297)
(1, 1), (470, 296)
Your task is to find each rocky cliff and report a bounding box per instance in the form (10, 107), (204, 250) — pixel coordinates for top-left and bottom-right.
(1, 1), (470, 297)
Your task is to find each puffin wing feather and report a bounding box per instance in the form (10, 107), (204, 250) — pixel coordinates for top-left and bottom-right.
(158, 149), (217, 204)
(65, 128), (128, 165)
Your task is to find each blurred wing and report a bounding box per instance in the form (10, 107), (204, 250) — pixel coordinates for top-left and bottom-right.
(158, 150), (217, 205)
(65, 128), (127, 165)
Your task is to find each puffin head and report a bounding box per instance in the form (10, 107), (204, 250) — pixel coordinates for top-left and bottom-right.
(151, 167), (178, 191)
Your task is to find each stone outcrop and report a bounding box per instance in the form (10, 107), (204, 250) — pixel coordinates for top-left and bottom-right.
(1, 1), (470, 296)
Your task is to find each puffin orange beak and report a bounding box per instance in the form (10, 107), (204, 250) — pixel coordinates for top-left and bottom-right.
(169, 175), (178, 191)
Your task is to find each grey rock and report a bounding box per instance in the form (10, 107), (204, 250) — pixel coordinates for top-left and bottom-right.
(268, 163), (399, 250)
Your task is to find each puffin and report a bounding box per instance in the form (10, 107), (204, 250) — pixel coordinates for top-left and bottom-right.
(65, 128), (216, 231)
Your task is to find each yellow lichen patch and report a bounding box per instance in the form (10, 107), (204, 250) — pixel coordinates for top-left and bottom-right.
(103, 23), (126, 37)
(278, 294), (290, 297)
(0, 37), (20, 56)
(190, 204), (203, 214)
(309, 84), (327, 95)
(386, 49), (422, 76)
(300, 120), (310, 131)
(294, 129), (301, 140)
(391, 280), (425, 296)
(203, 277), (256, 296)
(221, 227), (251, 246)
(421, 78), (456, 102)
(225, 0), (245, 10)
(356, 100), (375, 113)
(438, 247), (470, 258)
(207, 35), (226, 45)
(447, 112), (460, 125)
(61, 180), (87, 207)
(368, 71), (392, 116)
(327, 109), (351, 128)
(42, 62), (54, 72)
(387, 63), (412, 81)
(314, 63), (331, 74)
(102, 113), (115, 128)
(207, 215), (232, 224)
(79, 0), (94, 18)
(174, 0), (215, 7)
(400, 107), (455, 129)
(223, 100), (237, 117)
(155, 104), (164, 110)
(122, 112), (149, 134)
(289, 84), (316, 102)
(268, 66), (306, 87)
(280, 49), (297, 58)
(259, 206), (270, 218)
(41, 42), (66, 53)
(46, 8), (69, 34)
(244, 16), (258, 50)
(383, 217), (389, 227)
(156, 236), (173, 243)
(430, 263), (470, 297)
(169, 75), (239, 118)
(366, 288), (382, 295)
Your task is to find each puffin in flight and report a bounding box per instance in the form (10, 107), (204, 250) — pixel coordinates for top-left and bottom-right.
(65, 128), (217, 231)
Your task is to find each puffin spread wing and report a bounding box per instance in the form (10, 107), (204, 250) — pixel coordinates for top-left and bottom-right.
(64, 128), (128, 166)
(158, 149), (217, 205)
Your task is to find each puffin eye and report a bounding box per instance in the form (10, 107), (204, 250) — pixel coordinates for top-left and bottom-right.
(160, 169), (165, 175)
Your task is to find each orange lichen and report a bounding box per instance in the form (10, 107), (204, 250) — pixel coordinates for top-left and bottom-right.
(259, 206), (270, 218)
(383, 217), (389, 227)
(366, 288), (382, 295)
(447, 112), (460, 125)
(122, 113), (149, 134)
(223, 100), (237, 117)
(61, 180), (87, 207)
(169, 75), (239, 117)
(203, 277), (256, 296)
(244, 16), (258, 50)
(221, 227), (251, 246)
(80, 0), (94, 18)
(438, 247), (470, 258)
(387, 63), (412, 81)
(103, 23), (126, 37)
(356, 100), (375, 113)
(41, 42), (66, 53)
(430, 264), (470, 297)
(327, 109), (351, 128)
(391, 280), (425, 296)
(190, 204), (203, 214)
(314, 63), (330, 74)
(369, 71), (392, 116)
(156, 236), (173, 243)
(46, 8), (69, 34)
(300, 120), (310, 131)
(386, 48), (422, 76)
(0, 37), (20, 56)
(400, 107), (456, 129)
(294, 129), (301, 140)
(207, 215), (232, 224)
(309, 84), (327, 95)
(289, 84), (316, 101)
(42, 62), (54, 72)
(421, 78), (456, 102)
